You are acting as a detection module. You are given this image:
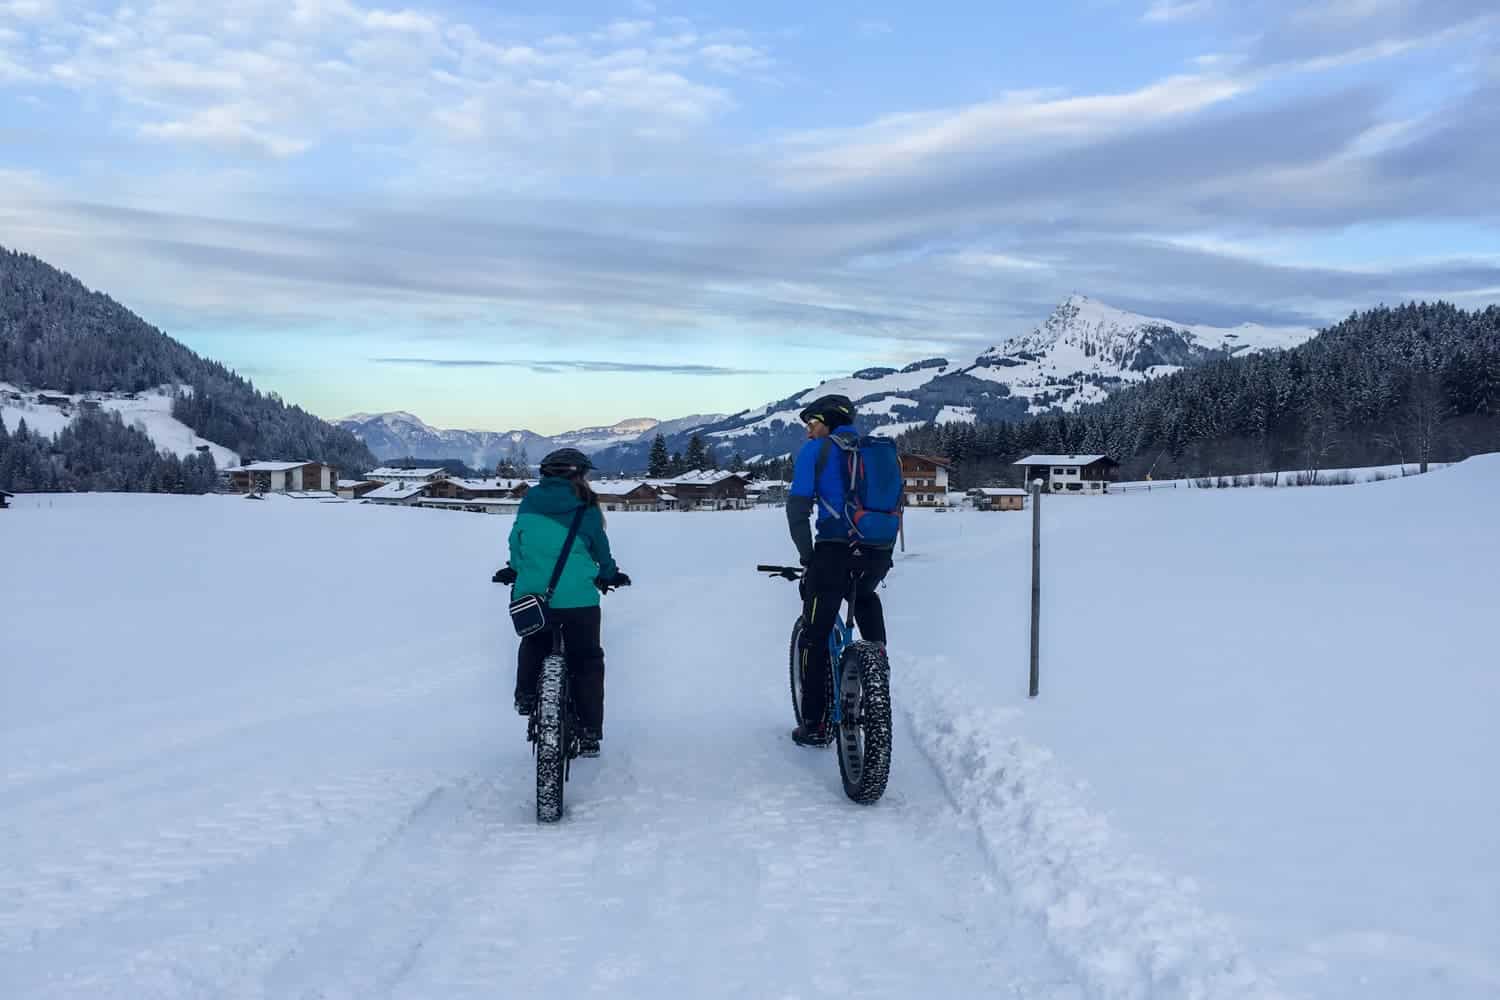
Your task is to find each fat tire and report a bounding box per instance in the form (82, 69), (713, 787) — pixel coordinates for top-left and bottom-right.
(836, 640), (891, 805)
(788, 614), (806, 727)
(535, 652), (568, 823)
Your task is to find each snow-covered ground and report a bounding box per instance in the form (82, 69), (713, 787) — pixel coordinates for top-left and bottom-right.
(3, 458), (1497, 998)
(1113, 460), (1454, 491)
(0, 383), (239, 466)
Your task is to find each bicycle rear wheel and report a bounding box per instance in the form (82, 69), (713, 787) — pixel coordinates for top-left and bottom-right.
(836, 640), (892, 805)
(535, 652), (569, 823)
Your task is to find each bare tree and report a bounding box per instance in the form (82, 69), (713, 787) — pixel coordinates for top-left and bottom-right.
(1300, 406), (1340, 485)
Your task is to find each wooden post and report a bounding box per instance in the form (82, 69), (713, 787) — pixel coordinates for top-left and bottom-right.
(1029, 478), (1041, 698)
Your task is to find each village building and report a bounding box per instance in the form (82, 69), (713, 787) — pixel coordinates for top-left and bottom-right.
(645, 470), (751, 510)
(412, 496), (523, 515)
(0, 490), (13, 509)
(362, 480), (435, 505)
(1013, 454), (1119, 495)
(364, 467), (448, 486)
(223, 461), (338, 494)
(424, 477), (532, 502)
(746, 480), (791, 505)
(336, 480), (382, 500)
(900, 454), (951, 507)
(590, 480), (665, 512)
(971, 487), (1028, 511)
(36, 393), (71, 408)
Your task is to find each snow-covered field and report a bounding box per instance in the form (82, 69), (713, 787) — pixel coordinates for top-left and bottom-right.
(0, 384), (239, 466)
(3, 459), (1497, 999)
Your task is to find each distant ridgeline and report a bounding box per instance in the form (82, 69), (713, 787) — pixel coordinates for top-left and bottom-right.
(0, 246), (376, 493)
(896, 302), (1500, 487)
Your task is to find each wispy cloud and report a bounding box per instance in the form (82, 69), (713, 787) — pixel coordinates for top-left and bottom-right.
(370, 357), (784, 375)
(1144, 0), (1213, 23)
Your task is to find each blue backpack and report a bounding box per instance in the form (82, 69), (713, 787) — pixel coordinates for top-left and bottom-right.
(817, 433), (905, 548)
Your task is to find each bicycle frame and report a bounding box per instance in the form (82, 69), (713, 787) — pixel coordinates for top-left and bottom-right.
(761, 564), (861, 726)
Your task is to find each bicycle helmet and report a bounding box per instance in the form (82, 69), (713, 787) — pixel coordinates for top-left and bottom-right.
(538, 447), (593, 479)
(798, 393), (855, 429)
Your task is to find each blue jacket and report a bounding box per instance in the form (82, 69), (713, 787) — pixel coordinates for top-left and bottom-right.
(786, 427), (858, 561)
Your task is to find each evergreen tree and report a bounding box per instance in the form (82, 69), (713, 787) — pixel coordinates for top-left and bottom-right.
(648, 433), (670, 477)
(685, 433), (710, 471)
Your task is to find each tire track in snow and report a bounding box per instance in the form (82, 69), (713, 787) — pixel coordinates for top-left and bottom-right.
(260, 777), (506, 1000)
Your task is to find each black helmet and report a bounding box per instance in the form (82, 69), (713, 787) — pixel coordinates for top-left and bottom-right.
(539, 447), (593, 479)
(798, 393), (855, 429)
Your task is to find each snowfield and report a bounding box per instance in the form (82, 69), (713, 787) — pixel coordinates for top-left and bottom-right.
(3, 458), (1498, 999)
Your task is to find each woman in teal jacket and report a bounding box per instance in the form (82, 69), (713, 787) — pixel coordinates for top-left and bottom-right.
(497, 448), (629, 758)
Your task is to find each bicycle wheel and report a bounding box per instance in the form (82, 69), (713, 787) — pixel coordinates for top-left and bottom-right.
(788, 614), (806, 726)
(535, 651), (569, 823)
(836, 640), (892, 805)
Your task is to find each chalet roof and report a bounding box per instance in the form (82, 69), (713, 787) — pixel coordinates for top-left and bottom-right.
(367, 466), (445, 479)
(902, 453), (952, 468)
(225, 461), (314, 473)
(444, 477), (528, 491)
(1013, 454), (1117, 467)
(647, 470), (747, 486)
(336, 480), (371, 489)
(364, 482), (431, 501)
(975, 487), (1029, 496)
(590, 480), (657, 497)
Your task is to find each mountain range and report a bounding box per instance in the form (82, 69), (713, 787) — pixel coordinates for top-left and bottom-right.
(335, 411), (726, 470)
(343, 295), (1316, 473)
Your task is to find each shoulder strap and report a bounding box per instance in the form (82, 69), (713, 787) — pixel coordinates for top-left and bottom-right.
(543, 504), (589, 601)
(813, 437), (835, 480)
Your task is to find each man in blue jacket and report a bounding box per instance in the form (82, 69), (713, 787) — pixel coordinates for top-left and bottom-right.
(785, 394), (894, 746)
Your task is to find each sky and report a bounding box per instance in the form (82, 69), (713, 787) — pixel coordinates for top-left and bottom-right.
(2, 0), (1498, 434)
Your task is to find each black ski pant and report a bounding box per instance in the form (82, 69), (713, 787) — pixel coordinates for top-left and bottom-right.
(516, 605), (606, 736)
(798, 543), (893, 726)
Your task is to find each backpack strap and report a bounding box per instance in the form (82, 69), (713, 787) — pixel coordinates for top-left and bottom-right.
(813, 437), (834, 480)
(542, 504), (589, 602)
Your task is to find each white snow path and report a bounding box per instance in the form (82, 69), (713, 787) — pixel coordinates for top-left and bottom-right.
(1, 496), (1082, 999)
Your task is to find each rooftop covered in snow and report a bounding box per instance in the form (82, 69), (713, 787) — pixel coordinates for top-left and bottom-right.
(1013, 454), (1116, 467)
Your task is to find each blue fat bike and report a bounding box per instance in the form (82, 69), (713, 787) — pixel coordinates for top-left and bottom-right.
(758, 564), (892, 805)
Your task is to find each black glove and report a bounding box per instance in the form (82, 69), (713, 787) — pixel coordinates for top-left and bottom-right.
(776, 567), (801, 581)
(492, 566), (517, 585)
(595, 570), (632, 593)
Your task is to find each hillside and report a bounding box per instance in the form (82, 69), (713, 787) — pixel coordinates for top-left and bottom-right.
(0, 246), (377, 486)
(897, 301), (1500, 486)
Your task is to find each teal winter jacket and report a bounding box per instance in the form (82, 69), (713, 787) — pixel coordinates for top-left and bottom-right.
(507, 477), (618, 609)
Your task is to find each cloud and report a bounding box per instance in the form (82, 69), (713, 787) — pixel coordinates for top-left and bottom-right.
(1248, 0), (1499, 69)
(4, 0), (765, 166)
(776, 72), (1248, 185)
(371, 357), (782, 375)
(1144, 1), (1213, 23)
(139, 106), (311, 159)
(1, 2), (1496, 364)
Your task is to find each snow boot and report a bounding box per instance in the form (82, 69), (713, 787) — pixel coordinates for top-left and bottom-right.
(792, 721), (832, 748)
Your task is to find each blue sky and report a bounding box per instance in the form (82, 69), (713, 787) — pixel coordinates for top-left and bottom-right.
(3, 0), (1498, 433)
